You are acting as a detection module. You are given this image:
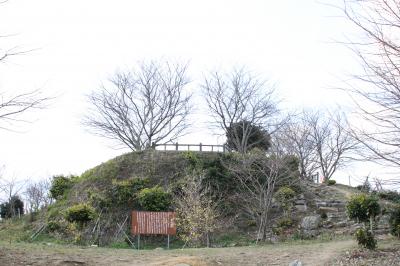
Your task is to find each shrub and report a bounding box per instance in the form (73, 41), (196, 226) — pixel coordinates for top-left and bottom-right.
(47, 221), (61, 232)
(182, 151), (202, 170)
(65, 203), (96, 226)
(275, 187), (296, 203)
(88, 191), (111, 209)
(276, 217), (293, 228)
(138, 186), (171, 211)
(202, 155), (235, 196)
(275, 186), (296, 215)
(327, 180), (336, 186)
(273, 218), (294, 236)
(246, 220), (257, 227)
(355, 228), (377, 250)
(347, 193), (380, 249)
(50, 175), (73, 199)
(378, 190), (400, 203)
(346, 194), (380, 224)
(111, 178), (149, 206)
(174, 173), (219, 247)
(389, 205), (400, 238)
(47, 205), (61, 220)
(226, 120), (271, 152)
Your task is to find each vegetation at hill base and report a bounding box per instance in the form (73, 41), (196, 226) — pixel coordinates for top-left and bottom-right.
(2, 149), (400, 252)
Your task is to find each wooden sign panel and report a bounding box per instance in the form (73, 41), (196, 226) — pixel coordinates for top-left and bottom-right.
(131, 211), (176, 235)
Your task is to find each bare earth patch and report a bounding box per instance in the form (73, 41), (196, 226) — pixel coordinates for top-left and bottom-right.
(0, 239), (359, 266)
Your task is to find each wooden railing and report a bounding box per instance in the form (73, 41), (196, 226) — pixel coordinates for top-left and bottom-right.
(152, 142), (230, 153)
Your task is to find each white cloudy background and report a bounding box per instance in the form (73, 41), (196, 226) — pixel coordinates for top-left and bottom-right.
(0, 0), (372, 185)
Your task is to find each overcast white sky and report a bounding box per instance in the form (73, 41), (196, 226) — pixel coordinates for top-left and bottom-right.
(0, 0), (374, 185)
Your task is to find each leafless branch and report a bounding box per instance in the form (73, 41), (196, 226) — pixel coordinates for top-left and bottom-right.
(84, 60), (192, 151)
(0, 89), (50, 130)
(225, 145), (295, 242)
(307, 110), (358, 181)
(202, 67), (281, 153)
(277, 111), (319, 180)
(341, 1), (400, 181)
(277, 110), (358, 181)
(24, 178), (52, 213)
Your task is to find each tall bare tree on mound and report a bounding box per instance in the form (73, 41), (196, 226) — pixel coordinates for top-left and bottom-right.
(203, 68), (279, 154)
(342, 0), (400, 179)
(84, 61), (192, 151)
(307, 111), (357, 181)
(278, 110), (357, 181)
(278, 112), (318, 180)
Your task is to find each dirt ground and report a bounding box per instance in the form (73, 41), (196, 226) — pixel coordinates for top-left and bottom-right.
(0, 239), (362, 266)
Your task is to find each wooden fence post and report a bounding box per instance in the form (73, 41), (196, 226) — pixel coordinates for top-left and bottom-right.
(200, 143), (202, 152)
(175, 142), (179, 151)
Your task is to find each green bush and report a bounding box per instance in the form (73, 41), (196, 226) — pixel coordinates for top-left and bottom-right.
(378, 190), (400, 203)
(273, 217), (294, 236)
(50, 175), (74, 199)
(275, 187), (296, 203)
(276, 217), (293, 228)
(47, 221), (61, 232)
(111, 178), (149, 205)
(138, 186), (171, 211)
(203, 155), (233, 189)
(226, 120), (271, 152)
(47, 205), (61, 220)
(327, 180), (336, 186)
(182, 151), (202, 170)
(346, 194), (380, 224)
(389, 205), (400, 238)
(65, 203), (96, 225)
(355, 228), (377, 250)
(275, 186), (296, 214)
(88, 191), (111, 209)
(347, 194), (380, 249)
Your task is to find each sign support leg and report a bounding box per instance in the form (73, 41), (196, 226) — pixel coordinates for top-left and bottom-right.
(137, 234), (140, 250)
(167, 235), (170, 249)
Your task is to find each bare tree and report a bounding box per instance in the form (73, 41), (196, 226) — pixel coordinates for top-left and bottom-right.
(0, 169), (24, 202)
(202, 68), (280, 154)
(84, 60), (192, 151)
(0, 169), (27, 217)
(307, 111), (357, 181)
(341, 0), (400, 173)
(24, 178), (52, 213)
(278, 112), (318, 180)
(226, 147), (293, 242)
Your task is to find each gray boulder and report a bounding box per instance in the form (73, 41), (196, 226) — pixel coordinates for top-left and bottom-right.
(301, 215), (321, 230)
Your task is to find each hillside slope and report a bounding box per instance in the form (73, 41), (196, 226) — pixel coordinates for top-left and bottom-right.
(26, 150), (395, 246)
